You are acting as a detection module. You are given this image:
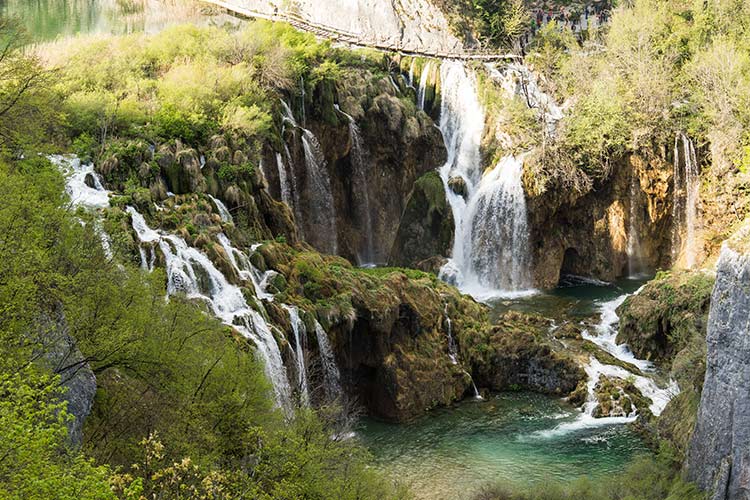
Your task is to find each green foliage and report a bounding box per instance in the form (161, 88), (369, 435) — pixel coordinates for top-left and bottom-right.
(0, 17), (60, 153)
(0, 369), (113, 500)
(471, 0), (531, 46)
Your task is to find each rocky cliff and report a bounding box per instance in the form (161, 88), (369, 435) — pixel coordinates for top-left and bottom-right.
(687, 221), (750, 500)
(221, 0), (465, 53)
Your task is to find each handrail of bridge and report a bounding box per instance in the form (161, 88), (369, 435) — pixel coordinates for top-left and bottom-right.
(200, 0), (521, 61)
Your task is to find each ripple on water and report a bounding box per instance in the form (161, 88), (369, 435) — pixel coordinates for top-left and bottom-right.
(359, 393), (648, 500)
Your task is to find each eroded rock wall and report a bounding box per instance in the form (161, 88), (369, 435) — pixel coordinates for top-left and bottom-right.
(687, 223), (750, 500)
(527, 151), (674, 287)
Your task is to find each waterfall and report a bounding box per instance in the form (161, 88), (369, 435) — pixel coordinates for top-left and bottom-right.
(52, 154), (114, 258)
(672, 133), (701, 269)
(275, 152), (293, 208)
(208, 194), (233, 224)
(280, 100), (338, 255)
(314, 320), (342, 402)
(408, 59), (416, 87)
(417, 61), (433, 110)
(125, 206), (293, 413)
(442, 301), (482, 399)
(301, 130), (338, 254)
(627, 173), (645, 277)
(436, 62), (533, 299)
(284, 305), (310, 407)
(336, 105), (375, 265)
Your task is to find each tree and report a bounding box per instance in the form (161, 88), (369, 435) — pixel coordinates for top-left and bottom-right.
(0, 17), (58, 153)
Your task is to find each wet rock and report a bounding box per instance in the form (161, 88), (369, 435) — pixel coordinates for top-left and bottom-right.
(591, 375), (648, 418)
(84, 172), (97, 189)
(448, 176), (467, 198)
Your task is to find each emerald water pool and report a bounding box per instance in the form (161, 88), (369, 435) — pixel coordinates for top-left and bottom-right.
(359, 277), (654, 500)
(359, 392), (647, 500)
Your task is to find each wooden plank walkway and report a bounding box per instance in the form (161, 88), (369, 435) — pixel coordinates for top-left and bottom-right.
(200, 0), (521, 61)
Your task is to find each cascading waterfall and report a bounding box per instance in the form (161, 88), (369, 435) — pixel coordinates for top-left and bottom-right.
(275, 152), (293, 208)
(208, 194), (233, 223)
(417, 61), (433, 110)
(52, 154), (113, 258)
(126, 206), (294, 413)
(314, 320), (342, 402)
(627, 173), (645, 277)
(436, 62), (533, 298)
(280, 100), (338, 255)
(408, 59), (416, 87)
(672, 132), (700, 269)
(336, 105), (375, 265)
(284, 305), (310, 407)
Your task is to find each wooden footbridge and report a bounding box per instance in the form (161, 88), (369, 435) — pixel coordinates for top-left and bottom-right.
(200, 0), (521, 61)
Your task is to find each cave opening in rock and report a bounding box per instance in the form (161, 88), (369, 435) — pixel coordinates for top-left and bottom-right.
(558, 247), (585, 285)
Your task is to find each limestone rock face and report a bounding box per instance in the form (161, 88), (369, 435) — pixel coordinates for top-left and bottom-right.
(264, 69), (446, 263)
(227, 0), (465, 53)
(526, 152), (674, 287)
(687, 225), (750, 500)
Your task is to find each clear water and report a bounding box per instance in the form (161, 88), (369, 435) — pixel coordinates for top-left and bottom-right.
(359, 392), (648, 500)
(0, 0), (231, 43)
(359, 277), (654, 500)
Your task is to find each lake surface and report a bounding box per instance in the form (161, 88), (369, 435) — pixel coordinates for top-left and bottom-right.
(0, 0), (235, 42)
(358, 392), (648, 500)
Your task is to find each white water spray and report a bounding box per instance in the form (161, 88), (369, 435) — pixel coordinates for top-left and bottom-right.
(672, 133), (700, 269)
(126, 207), (293, 413)
(435, 62), (533, 299)
(284, 305), (310, 407)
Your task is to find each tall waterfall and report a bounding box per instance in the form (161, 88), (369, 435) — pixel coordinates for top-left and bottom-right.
(336, 105), (375, 265)
(126, 207), (294, 413)
(436, 61), (533, 299)
(284, 305), (310, 407)
(280, 100), (338, 255)
(314, 321), (342, 402)
(627, 173), (645, 277)
(672, 133), (701, 269)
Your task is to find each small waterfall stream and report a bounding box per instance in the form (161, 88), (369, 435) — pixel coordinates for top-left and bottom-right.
(280, 100), (338, 255)
(417, 61), (433, 110)
(208, 194), (233, 223)
(275, 152), (293, 208)
(435, 61), (533, 299)
(126, 207), (294, 413)
(314, 320), (342, 402)
(672, 132), (701, 269)
(284, 305), (310, 407)
(336, 105), (375, 265)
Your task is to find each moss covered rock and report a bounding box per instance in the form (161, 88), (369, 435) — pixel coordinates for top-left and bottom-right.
(388, 171), (454, 267)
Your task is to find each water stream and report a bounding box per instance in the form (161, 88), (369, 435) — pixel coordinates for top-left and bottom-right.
(436, 61), (534, 300)
(672, 132), (701, 268)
